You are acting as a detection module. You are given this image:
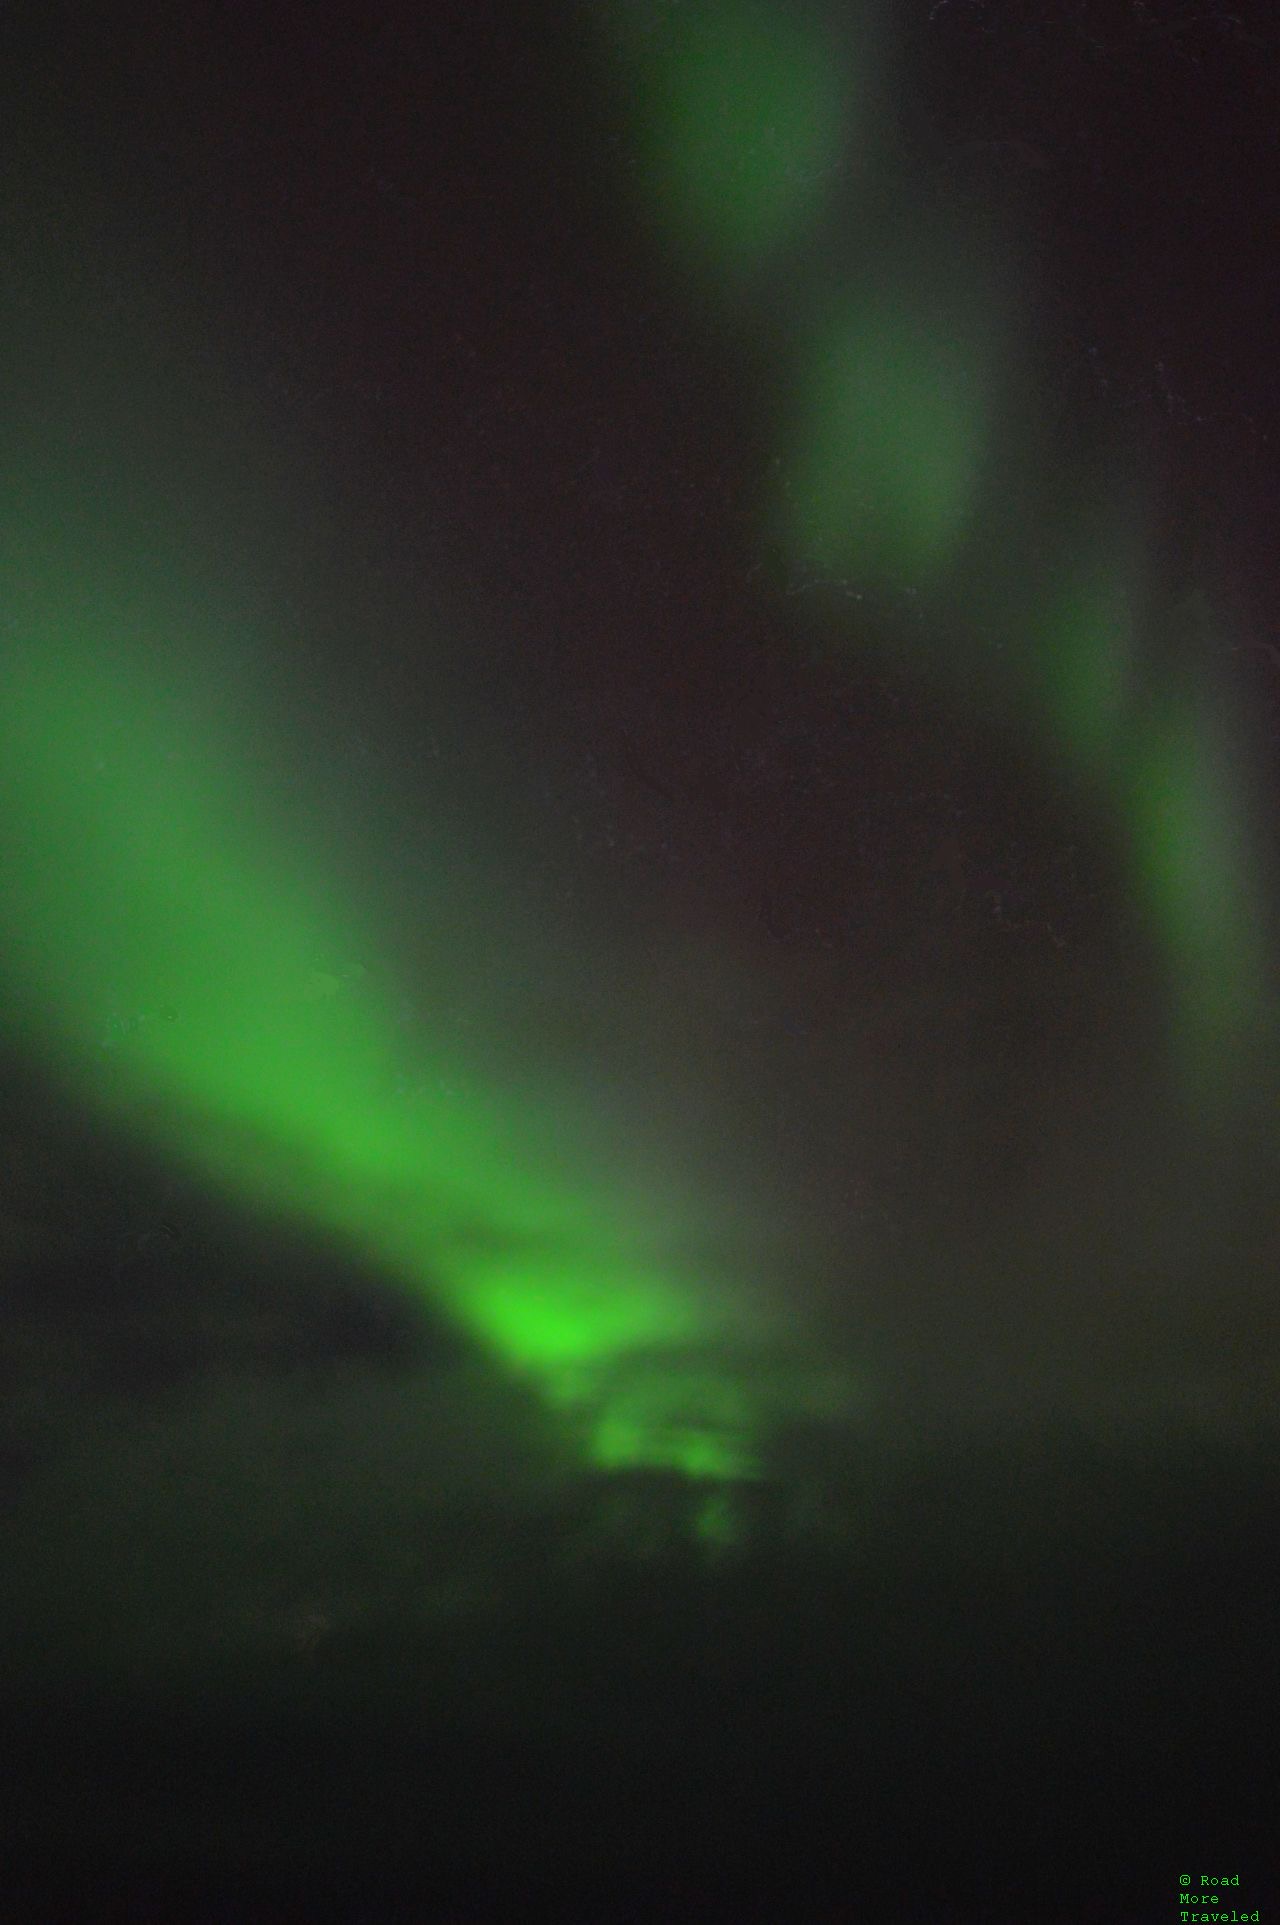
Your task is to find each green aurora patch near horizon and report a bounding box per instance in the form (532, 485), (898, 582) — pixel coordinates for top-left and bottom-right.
(0, 614), (858, 1488)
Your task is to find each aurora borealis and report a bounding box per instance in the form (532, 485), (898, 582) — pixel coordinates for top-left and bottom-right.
(0, 531), (861, 1487)
(2, 0), (1273, 1493)
(602, 0), (1276, 1101)
(3, 2), (1279, 1916)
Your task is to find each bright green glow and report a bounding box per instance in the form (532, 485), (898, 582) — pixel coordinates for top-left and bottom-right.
(1123, 674), (1269, 1091)
(616, 0), (850, 284)
(457, 1251), (704, 1377)
(0, 630), (569, 1247)
(589, 1363), (760, 1480)
(774, 290), (990, 591)
(0, 612), (860, 1484)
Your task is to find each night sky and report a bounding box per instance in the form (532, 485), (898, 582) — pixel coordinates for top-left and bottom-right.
(2, 3), (1279, 1919)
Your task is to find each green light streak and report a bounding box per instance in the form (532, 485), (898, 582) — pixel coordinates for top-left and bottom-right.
(0, 612), (861, 1485)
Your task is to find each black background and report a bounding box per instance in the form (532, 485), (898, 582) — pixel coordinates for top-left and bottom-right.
(2, 2), (1279, 1918)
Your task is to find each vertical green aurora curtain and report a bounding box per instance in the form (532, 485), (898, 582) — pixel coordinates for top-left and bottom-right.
(600, 0), (1274, 1104)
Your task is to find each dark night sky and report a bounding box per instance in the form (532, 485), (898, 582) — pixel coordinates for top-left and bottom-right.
(3, 3), (1280, 1918)
(6, 0), (1279, 1401)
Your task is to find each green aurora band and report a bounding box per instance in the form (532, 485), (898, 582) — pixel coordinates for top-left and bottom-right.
(0, 607), (861, 1490)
